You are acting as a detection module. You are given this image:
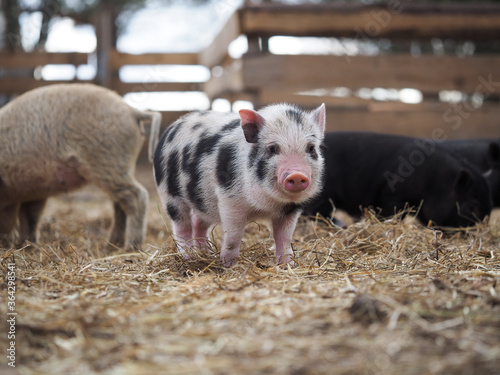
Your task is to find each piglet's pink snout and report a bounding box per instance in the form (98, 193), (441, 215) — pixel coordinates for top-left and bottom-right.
(284, 172), (310, 192)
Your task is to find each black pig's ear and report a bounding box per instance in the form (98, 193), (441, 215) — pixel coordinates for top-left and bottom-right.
(487, 142), (500, 167)
(454, 169), (473, 194)
(239, 109), (265, 143)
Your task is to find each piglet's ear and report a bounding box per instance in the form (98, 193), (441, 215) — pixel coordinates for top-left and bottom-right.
(239, 109), (265, 143)
(310, 103), (326, 133)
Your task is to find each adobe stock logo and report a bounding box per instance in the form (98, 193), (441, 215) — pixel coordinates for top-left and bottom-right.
(383, 139), (440, 193)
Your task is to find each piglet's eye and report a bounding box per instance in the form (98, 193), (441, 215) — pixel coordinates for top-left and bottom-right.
(267, 144), (280, 156)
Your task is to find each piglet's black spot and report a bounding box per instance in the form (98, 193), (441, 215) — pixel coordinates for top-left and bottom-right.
(186, 176), (205, 213)
(221, 119), (240, 133)
(153, 130), (169, 186)
(217, 143), (238, 190)
(182, 142), (206, 212)
(181, 144), (193, 173)
(248, 145), (259, 169)
(166, 203), (181, 221)
(256, 158), (268, 181)
(161, 125), (174, 142)
(183, 133), (223, 213)
(185, 157), (204, 213)
(286, 108), (304, 125)
(166, 151), (181, 197)
(166, 122), (183, 143)
(195, 133), (222, 159)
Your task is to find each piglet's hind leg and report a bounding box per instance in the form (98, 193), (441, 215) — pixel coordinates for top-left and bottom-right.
(167, 202), (196, 258)
(191, 213), (212, 253)
(272, 211), (301, 266)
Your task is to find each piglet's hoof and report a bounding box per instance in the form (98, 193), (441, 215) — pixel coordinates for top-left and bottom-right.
(221, 254), (239, 268)
(276, 254), (298, 267)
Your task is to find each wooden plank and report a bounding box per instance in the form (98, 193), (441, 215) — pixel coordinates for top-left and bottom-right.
(254, 89), (494, 113)
(207, 91), (256, 104)
(108, 51), (199, 69)
(0, 52), (88, 68)
(241, 3), (500, 40)
(144, 111), (187, 128)
(256, 89), (370, 109)
(243, 54), (500, 94)
(157, 111), (190, 125)
(0, 78), (93, 95)
(198, 11), (241, 68)
(111, 80), (203, 95)
(324, 102), (500, 139)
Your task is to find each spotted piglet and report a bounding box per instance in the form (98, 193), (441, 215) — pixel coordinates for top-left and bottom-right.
(154, 103), (326, 267)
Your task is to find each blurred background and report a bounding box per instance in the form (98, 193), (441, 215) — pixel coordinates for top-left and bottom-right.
(1, 0), (500, 138)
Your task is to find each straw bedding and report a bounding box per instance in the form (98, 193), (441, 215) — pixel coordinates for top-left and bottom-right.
(1, 164), (500, 374)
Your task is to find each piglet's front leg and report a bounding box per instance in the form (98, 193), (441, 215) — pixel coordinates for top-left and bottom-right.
(272, 211), (301, 266)
(219, 204), (247, 267)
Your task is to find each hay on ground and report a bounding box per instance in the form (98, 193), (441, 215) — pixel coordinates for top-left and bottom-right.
(1, 165), (500, 375)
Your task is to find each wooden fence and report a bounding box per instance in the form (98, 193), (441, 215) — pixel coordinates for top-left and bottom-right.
(207, 2), (500, 139)
(1, 2), (500, 138)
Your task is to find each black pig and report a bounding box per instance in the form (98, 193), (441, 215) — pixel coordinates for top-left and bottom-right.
(305, 131), (492, 227)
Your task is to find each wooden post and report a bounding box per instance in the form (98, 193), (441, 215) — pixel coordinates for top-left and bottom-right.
(94, 3), (115, 88)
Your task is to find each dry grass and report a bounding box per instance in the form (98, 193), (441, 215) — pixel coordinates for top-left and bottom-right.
(1, 163), (500, 375)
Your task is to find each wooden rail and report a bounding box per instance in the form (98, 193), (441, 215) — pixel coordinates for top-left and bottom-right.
(0, 52), (89, 94)
(241, 54), (500, 94)
(0, 51), (88, 68)
(240, 3), (500, 40)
